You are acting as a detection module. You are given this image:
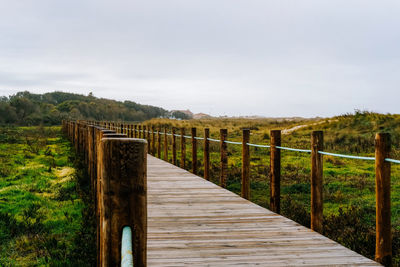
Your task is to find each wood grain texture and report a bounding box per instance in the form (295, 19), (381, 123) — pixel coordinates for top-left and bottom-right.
(147, 125), (151, 152)
(147, 155), (378, 266)
(152, 126), (156, 156)
(99, 138), (147, 266)
(241, 129), (250, 200)
(311, 131), (323, 233)
(191, 128), (197, 175)
(270, 130), (281, 213)
(164, 128), (168, 162)
(157, 127), (161, 159)
(375, 133), (392, 266)
(180, 128), (186, 169)
(204, 128), (210, 181)
(220, 129), (228, 188)
(172, 128), (177, 165)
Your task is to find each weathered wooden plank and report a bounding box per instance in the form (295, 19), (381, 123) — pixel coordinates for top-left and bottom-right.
(146, 155), (379, 266)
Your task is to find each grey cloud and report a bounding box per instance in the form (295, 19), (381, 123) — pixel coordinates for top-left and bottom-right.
(0, 0), (399, 117)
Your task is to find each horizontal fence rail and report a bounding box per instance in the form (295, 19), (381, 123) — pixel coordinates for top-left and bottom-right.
(64, 120), (399, 267)
(106, 125), (400, 164)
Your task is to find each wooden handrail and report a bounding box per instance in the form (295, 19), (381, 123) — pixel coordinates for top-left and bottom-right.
(62, 120), (393, 267)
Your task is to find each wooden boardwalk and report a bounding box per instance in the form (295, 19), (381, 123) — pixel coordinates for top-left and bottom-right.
(147, 155), (379, 266)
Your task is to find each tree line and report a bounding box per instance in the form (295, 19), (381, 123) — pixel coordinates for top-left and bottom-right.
(0, 91), (191, 125)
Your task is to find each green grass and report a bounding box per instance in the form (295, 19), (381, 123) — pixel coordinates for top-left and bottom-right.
(147, 111), (400, 264)
(0, 126), (95, 266)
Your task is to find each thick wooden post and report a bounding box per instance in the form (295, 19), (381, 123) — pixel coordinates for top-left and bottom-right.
(95, 128), (115, 265)
(75, 122), (80, 152)
(98, 138), (147, 266)
(157, 127), (161, 158)
(204, 128), (210, 180)
(311, 131), (323, 233)
(180, 128), (186, 168)
(71, 122), (74, 141)
(152, 126), (156, 156)
(82, 124), (88, 164)
(172, 128), (177, 165)
(191, 128), (197, 174)
(375, 133), (392, 266)
(147, 126), (151, 152)
(164, 128), (168, 161)
(134, 125), (137, 138)
(220, 129), (228, 188)
(69, 122), (72, 141)
(270, 130), (281, 213)
(80, 123), (84, 152)
(241, 129), (250, 200)
(87, 125), (95, 193)
(143, 126), (147, 142)
(120, 123), (123, 134)
(139, 125), (142, 139)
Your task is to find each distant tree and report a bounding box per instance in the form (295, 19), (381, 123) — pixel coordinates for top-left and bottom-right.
(9, 97), (38, 123)
(171, 111), (192, 120)
(0, 91), (170, 125)
(0, 101), (17, 124)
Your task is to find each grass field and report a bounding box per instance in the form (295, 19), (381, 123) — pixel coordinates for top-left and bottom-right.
(145, 111), (400, 264)
(0, 126), (95, 266)
(1, 111), (399, 265)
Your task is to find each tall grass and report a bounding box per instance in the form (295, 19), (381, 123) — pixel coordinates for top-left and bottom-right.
(146, 112), (400, 264)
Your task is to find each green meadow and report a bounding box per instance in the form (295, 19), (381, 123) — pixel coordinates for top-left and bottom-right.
(1, 111), (400, 265)
(147, 111), (400, 264)
(0, 126), (95, 266)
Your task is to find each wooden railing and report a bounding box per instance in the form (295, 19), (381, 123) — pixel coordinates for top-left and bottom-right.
(62, 120), (147, 267)
(62, 120), (397, 266)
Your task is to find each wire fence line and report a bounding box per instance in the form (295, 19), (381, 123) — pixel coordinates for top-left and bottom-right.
(386, 158), (400, 164)
(207, 138), (221, 143)
(86, 121), (397, 265)
(247, 143), (271, 148)
(224, 140), (243, 145)
(275, 146), (312, 153)
(318, 151), (375, 161)
(105, 125), (400, 164)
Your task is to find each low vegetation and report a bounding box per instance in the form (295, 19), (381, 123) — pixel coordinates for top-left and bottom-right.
(146, 111), (400, 264)
(2, 110), (399, 265)
(0, 126), (95, 266)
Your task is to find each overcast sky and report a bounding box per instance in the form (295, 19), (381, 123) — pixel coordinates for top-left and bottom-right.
(1, 1), (399, 117)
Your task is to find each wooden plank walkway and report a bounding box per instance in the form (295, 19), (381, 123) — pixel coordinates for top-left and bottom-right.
(147, 155), (380, 266)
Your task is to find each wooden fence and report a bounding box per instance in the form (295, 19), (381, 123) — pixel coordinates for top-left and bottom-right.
(62, 120), (394, 266)
(62, 120), (147, 267)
